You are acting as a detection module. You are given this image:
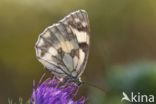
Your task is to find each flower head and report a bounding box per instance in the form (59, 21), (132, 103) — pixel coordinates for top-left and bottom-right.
(31, 74), (87, 104)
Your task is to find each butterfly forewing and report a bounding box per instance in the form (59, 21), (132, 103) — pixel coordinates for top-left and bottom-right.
(35, 10), (90, 83)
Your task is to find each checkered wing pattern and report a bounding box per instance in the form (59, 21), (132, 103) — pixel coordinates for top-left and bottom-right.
(35, 10), (90, 82)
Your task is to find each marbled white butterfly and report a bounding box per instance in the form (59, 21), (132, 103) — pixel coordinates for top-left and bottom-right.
(35, 10), (90, 86)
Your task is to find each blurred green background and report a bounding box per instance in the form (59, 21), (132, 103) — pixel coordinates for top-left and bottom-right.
(1, 0), (156, 104)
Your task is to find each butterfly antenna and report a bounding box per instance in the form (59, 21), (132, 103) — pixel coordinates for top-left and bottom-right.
(82, 81), (106, 93)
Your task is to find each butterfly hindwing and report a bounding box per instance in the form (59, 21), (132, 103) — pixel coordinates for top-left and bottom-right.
(35, 10), (90, 81)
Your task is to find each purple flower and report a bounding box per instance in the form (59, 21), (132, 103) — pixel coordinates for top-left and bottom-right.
(31, 74), (87, 104)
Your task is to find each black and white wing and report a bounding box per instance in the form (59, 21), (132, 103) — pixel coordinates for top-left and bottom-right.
(35, 10), (90, 81)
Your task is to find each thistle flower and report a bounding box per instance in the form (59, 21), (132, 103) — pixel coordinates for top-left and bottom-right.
(31, 74), (87, 104)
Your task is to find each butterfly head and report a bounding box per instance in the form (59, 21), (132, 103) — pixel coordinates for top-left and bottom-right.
(73, 77), (83, 87)
(63, 76), (83, 87)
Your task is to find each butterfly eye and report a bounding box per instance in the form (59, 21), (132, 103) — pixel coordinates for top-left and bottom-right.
(75, 81), (82, 87)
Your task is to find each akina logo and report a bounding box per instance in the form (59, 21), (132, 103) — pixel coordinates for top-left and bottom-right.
(121, 92), (154, 103)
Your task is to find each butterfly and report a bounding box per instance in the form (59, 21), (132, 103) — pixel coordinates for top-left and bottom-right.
(35, 10), (90, 86)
